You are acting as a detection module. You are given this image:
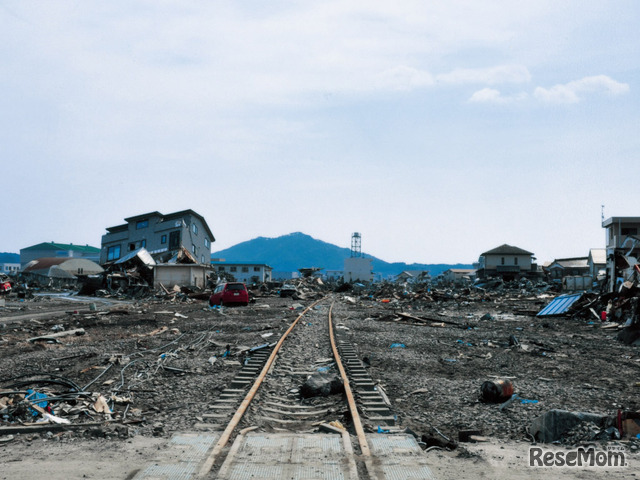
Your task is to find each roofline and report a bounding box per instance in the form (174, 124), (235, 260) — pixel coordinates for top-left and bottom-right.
(20, 242), (100, 253)
(163, 209), (215, 242)
(480, 247), (534, 256)
(602, 216), (640, 227)
(124, 211), (162, 222)
(550, 257), (589, 262)
(108, 210), (215, 243)
(211, 262), (273, 268)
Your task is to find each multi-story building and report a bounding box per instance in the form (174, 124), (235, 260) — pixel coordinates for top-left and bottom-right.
(100, 210), (214, 265)
(476, 244), (537, 280)
(20, 242), (100, 268)
(602, 216), (640, 291)
(210, 262), (273, 284)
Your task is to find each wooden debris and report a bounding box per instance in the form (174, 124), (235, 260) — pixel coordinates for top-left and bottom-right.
(27, 328), (85, 343)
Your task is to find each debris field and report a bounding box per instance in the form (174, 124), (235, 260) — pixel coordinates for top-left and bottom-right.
(1, 281), (639, 477)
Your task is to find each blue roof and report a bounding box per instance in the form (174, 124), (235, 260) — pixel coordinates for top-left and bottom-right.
(537, 293), (584, 317)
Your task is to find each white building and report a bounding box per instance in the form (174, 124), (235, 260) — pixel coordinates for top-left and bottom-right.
(343, 257), (373, 283)
(211, 262), (273, 284)
(0, 263), (20, 274)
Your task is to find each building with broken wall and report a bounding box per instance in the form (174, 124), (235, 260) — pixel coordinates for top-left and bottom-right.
(100, 210), (214, 265)
(602, 216), (640, 292)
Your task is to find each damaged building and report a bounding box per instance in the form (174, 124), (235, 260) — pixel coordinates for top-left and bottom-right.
(602, 216), (640, 292)
(100, 210), (215, 266)
(21, 257), (104, 287)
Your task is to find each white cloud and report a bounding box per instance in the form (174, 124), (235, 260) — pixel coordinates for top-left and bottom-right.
(438, 65), (531, 85)
(534, 75), (630, 104)
(468, 88), (527, 104)
(374, 65), (434, 91)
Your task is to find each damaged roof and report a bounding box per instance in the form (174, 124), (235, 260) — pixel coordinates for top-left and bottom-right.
(481, 244), (534, 256)
(537, 293), (583, 316)
(115, 248), (156, 266)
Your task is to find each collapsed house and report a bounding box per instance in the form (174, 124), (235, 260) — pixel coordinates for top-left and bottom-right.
(21, 258), (104, 288)
(80, 247), (213, 298)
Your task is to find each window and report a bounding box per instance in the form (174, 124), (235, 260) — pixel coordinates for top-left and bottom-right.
(242, 267), (249, 273)
(136, 220), (149, 229)
(78, 268), (84, 274)
(201, 255), (205, 263)
(191, 244), (196, 254)
(514, 257), (518, 265)
(218, 266), (225, 272)
(192, 224), (198, 235)
(622, 227), (638, 236)
(169, 231), (181, 249)
(107, 245), (121, 261)
(501, 257), (505, 265)
(129, 243), (136, 251)
(230, 267), (237, 272)
(254, 267), (260, 272)
(204, 238), (210, 248)
(161, 235), (167, 244)
(141, 239), (146, 248)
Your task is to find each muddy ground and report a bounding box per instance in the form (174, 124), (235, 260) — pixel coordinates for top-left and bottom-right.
(0, 290), (638, 479)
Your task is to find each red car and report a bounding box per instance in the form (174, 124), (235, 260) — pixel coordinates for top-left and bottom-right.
(0, 275), (11, 294)
(209, 282), (249, 306)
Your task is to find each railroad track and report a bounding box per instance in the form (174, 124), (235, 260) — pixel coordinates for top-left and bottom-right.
(134, 298), (435, 479)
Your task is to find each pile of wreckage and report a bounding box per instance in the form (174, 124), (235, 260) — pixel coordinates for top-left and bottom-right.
(537, 279), (640, 346)
(78, 247), (209, 301)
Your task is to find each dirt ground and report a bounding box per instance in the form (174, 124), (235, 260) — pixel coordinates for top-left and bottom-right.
(1, 290), (638, 479)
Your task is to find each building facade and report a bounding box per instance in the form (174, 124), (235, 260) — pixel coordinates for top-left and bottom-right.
(211, 262), (273, 284)
(20, 242), (100, 267)
(100, 210), (214, 265)
(0, 263), (20, 274)
(343, 257), (373, 283)
(546, 257), (589, 282)
(441, 268), (476, 285)
(477, 244), (536, 280)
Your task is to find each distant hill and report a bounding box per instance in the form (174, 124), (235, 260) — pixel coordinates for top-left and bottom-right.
(211, 232), (472, 278)
(0, 252), (19, 263)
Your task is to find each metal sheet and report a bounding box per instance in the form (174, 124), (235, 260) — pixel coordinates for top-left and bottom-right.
(536, 293), (583, 316)
(133, 433), (219, 480)
(217, 433), (356, 480)
(367, 434), (437, 480)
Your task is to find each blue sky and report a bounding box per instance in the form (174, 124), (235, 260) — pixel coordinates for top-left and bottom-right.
(2, 1), (638, 264)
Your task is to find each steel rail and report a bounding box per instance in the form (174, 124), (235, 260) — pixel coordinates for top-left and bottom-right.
(328, 301), (377, 478)
(197, 298), (324, 477)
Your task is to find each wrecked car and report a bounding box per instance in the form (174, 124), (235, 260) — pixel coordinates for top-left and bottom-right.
(209, 282), (249, 306)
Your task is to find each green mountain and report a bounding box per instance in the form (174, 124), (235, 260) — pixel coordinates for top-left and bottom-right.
(211, 232), (472, 278)
(0, 252), (19, 263)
